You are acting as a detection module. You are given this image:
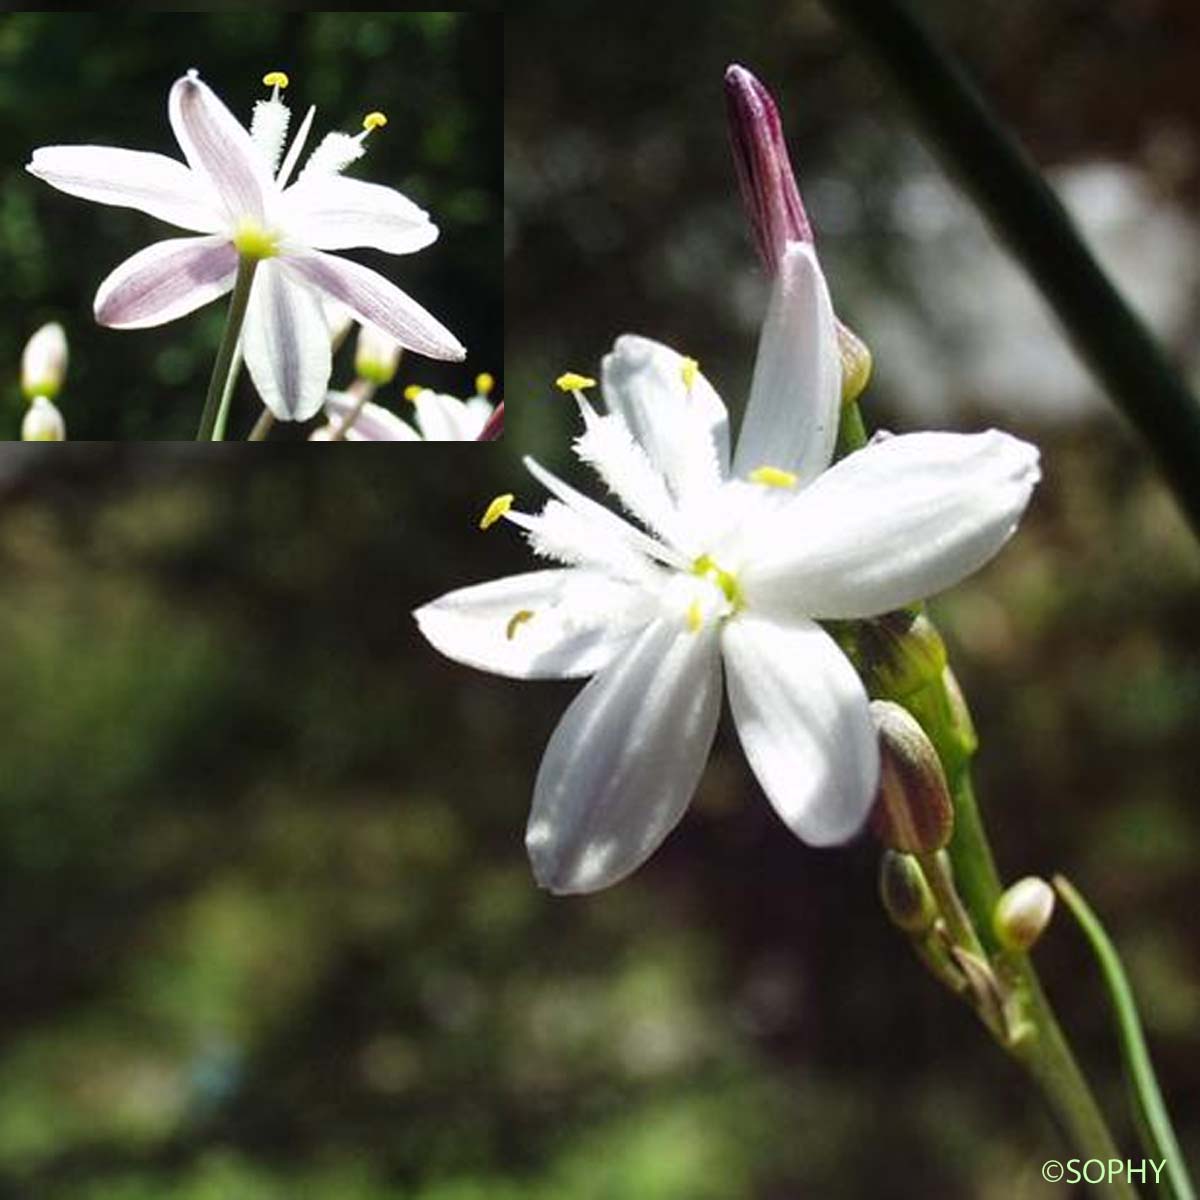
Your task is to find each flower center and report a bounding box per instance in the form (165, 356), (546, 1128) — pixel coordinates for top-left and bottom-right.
(233, 219), (280, 260)
(691, 553), (743, 612)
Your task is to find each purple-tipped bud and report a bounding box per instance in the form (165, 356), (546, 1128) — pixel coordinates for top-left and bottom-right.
(725, 64), (813, 273)
(477, 400), (504, 442)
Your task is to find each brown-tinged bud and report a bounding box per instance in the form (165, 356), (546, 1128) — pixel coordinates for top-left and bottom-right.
(724, 64), (813, 274)
(869, 700), (954, 854)
(879, 850), (937, 934)
(993, 876), (1056, 952)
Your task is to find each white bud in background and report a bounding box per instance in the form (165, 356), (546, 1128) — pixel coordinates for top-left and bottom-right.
(21, 322), (68, 400)
(22, 395), (66, 441)
(354, 322), (403, 386)
(994, 876), (1056, 952)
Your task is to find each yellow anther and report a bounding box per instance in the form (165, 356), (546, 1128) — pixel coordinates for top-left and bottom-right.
(680, 357), (699, 390)
(262, 71), (290, 89)
(691, 554), (744, 611)
(362, 111), (388, 132)
(479, 493), (514, 531)
(686, 600), (704, 633)
(475, 372), (495, 397)
(555, 372), (596, 393)
(506, 610), (535, 640)
(403, 385), (425, 402)
(749, 465), (798, 489)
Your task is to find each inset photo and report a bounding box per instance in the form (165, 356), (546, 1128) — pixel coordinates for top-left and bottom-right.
(2, 11), (502, 440)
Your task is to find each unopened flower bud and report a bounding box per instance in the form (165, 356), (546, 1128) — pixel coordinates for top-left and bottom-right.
(879, 850), (937, 934)
(21, 322), (68, 400)
(355, 322), (403, 385)
(862, 612), (948, 701)
(993, 876), (1055, 952)
(21, 395), (65, 441)
(838, 323), (873, 405)
(477, 400), (504, 442)
(724, 64), (813, 274)
(869, 700), (954, 854)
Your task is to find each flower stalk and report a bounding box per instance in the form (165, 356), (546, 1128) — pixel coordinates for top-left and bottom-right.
(197, 255), (258, 441)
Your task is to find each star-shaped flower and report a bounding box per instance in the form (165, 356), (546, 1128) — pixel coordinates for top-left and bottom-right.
(415, 242), (1039, 893)
(27, 70), (465, 423)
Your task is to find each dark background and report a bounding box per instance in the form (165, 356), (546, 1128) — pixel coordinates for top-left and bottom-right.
(0, 3), (1195, 1198)
(0, 11), (501, 440)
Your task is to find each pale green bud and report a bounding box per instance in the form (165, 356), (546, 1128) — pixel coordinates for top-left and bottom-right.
(869, 700), (954, 854)
(993, 876), (1055, 952)
(879, 850), (937, 934)
(837, 322), (872, 405)
(355, 322), (403, 386)
(21, 322), (68, 400)
(21, 395), (66, 441)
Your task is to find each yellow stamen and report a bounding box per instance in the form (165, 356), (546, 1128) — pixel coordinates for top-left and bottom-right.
(262, 71), (290, 89)
(680, 357), (699, 390)
(480, 493), (514, 531)
(749, 465), (798, 489)
(475, 372), (495, 397)
(555, 372), (596, 393)
(506, 610), (535, 640)
(686, 600), (704, 633)
(692, 554), (744, 610)
(403, 385), (425, 402)
(362, 111), (388, 132)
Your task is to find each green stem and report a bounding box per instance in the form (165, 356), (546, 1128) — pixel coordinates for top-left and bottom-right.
(834, 398), (868, 460)
(946, 765), (1136, 1198)
(247, 407), (275, 442)
(917, 849), (983, 960)
(328, 379), (376, 442)
(196, 256), (258, 442)
(822, 0), (1200, 542)
(1056, 876), (1195, 1200)
(212, 348), (244, 443)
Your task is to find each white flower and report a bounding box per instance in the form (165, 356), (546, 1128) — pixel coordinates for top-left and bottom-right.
(415, 242), (1040, 894)
(310, 371), (496, 441)
(27, 70), (465, 422)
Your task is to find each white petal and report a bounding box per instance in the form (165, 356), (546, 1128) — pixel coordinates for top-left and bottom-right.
(523, 456), (689, 575)
(741, 430), (1041, 620)
(413, 392), (483, 441)
(733, 241), (841, 485)
(27, 146), (223, 233)
(527, 617), (723, 892)
(722, 614), (877, 845)
(283, 251), (465, 362)
(93, 236), (237, 329)
(281, 176), (439, 255)
(169, 72), (270, 223)
(601, 335), (731, 500)
(242, 263), (332, 422)
(415, 569), (655, 681)
(324, 391), (419, 441)
(277, 105), (316, 190)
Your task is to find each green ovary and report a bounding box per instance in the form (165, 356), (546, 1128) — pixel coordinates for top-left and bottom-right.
(233, 220), (280, 260)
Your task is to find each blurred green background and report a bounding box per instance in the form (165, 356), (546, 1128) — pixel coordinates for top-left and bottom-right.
(0, 2), (1197, 1199)
(0, 11), (501, 440)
